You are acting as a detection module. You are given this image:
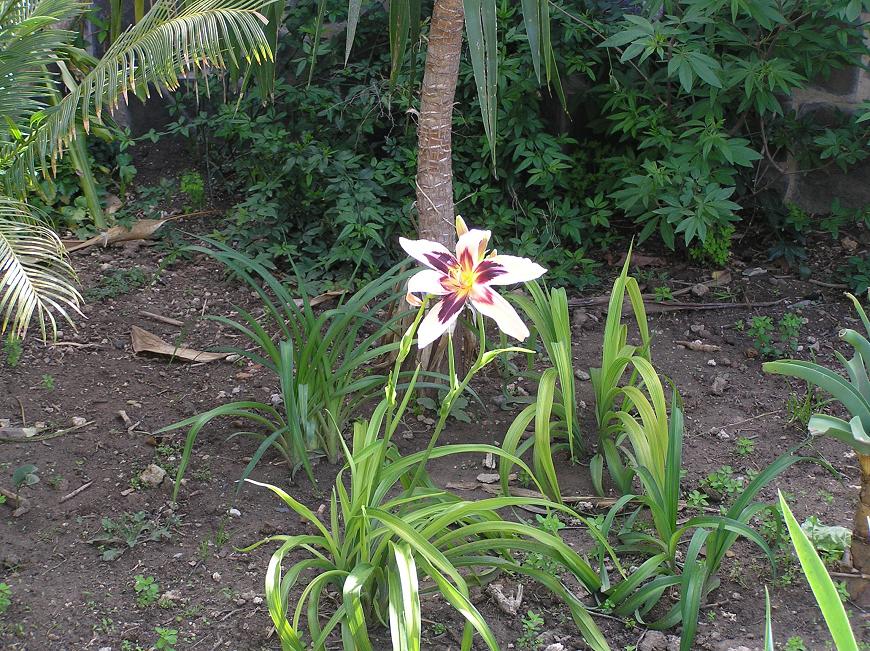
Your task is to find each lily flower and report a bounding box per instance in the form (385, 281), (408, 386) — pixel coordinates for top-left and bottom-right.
(400, 216), (546, 349)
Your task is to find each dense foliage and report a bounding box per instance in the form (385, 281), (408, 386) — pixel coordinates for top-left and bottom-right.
(158, 0), (869, 283)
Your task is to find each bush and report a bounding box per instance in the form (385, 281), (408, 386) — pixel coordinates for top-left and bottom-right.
(159, 0), (870, 276)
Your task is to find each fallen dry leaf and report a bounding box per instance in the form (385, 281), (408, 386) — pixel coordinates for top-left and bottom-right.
(131, 326), (230, 363)
(675, 339), (721, 353)
(66, 219), (171, 253)
(292, 290), (346, 308)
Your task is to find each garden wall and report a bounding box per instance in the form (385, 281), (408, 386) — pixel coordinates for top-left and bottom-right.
(783, 12), (870, 214)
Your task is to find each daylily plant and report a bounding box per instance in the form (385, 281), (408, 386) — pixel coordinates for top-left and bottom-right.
(400, 216), (546, 348)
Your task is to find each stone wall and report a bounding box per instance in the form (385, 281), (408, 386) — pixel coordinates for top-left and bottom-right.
(783, 13), (870, 214)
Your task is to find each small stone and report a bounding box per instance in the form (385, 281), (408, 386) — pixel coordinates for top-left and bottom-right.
(402, 431), (414, 440)
(476, 473), (500, 484)
(710, 375), (729, 396)
(98, 647), (112, 651)
(639, 630), (670, 651)
(543, 645), (565, 651)
(691, 283), (709, 297)
(228, 508), (241, 518)
(574, 369), (591, 381)
(731, 591), (742, 600)
(211, 571), (222, 583)
(161, 590), (182, 602)
(572, 309), (589, 329)
(717, 429), (730, 440)
(71, 416), (88, 427)
(707, 359), (717, 367)
(139, 464), (167, 488)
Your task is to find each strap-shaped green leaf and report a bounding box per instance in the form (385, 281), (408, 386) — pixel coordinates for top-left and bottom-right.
(463, 0), (497, 163)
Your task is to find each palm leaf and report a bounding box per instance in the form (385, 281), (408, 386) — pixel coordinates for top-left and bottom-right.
(5, 0), (273, 191)
(0, 199), (81, 339)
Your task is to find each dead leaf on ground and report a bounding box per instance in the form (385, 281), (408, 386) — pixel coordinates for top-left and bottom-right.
(292, 290), (346, 308)
(131, 326), (231, 363)
(66, 219), (171, 253)
(675, 340), (721, 353)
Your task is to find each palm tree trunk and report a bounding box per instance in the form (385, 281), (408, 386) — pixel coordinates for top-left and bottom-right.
(853, 453), (870, 574)
(415, 0), (463, 249)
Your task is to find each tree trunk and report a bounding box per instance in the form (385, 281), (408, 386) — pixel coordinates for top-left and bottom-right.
(853, 453), (870, 573)
(415, 0), (464, 250)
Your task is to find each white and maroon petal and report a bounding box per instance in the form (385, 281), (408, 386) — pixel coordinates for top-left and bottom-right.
(399, 237), (458, 274)
(417, 294), (466, 349)
(407, 269), (449, 296)
(455, 215), (469, 237)
(469, 285), (530, 342)
(482, 255), (546, 286)
(455, 229), (491, 270)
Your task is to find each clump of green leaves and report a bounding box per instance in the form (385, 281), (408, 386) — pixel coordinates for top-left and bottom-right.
(702, 465), (745, 501)
(740, 313), (802, 358)
(12, 464), (39, 493)
(736, 436), (755, 456)
(87, 511), (178, 561)
(3, 335), (22, 367)
(154, 627), (177, 651)
(689, 224), (734, 267)
(842, 255), (870, 295)
(41, 374), (54, 391)
(0, 583), (11, 614)
(517, 611), (544, 650)
(133, 575), (160, 607)
(179, 170), (205, 211)
(85, 268), (150, 301)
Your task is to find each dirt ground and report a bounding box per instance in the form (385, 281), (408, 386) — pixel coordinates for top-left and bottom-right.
(1, 206), (869, 650)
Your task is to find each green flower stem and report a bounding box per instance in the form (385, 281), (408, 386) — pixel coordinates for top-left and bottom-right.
(405, 313), (488, 495)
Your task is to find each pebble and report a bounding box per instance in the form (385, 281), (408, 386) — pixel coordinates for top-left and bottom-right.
(717, 429), (730, 440)
(572, 309), (589, 328)
(138, 464), (166, 488)
(228, 508), (241, 518)
(707, 359), (717, 367)
(211, 571), (222, 583)
(574, 369), (591, 381)
(710, 375), (729, 396)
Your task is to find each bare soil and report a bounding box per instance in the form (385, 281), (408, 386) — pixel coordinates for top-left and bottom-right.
(1, 210), (868, 650)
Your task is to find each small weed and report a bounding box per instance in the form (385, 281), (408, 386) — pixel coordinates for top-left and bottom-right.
(41, 374), (55, 391)
(3, 336), (22, 367)
(85, 268), (151, 301)
(745, 313), (803, 358)
(736, 437), (755, 456)
(12, 464), (39, 493)
(517, 610), (544, 649)
(94, 617), (115, 635)
(786, 383), (824, 429)
(134, 574), (160, 607)
(836, 580), (850, 603)
(705, 610), (716, 622)
(702, 466), (745, 500)
(818, 490), (834, 505)
(686, 490), (709, 508)
(784, 636), (808, 651)
(431, 622), (446, 636)
(0, 583), (11, 614)
(180, 170), (205, 210)
(778, 312), (803, 353)
(653, 286), (674, 302)
(746, 316), (776, 357)
(47, 474), (64, 490)
(154, 626), (178, 651)
(88, 511), (179, 561)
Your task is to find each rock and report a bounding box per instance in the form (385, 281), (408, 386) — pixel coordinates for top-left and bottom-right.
(572, 309), (589, 328)
(476, 473), (499, 484)
(211, 571), (222, 583)
(691, 283), (710, 297)
(139, 464), (166, 488)
(639, 631), (670, 651)
(71, 416), (88, 427)
(717, 429), (730, 440)
(543, 645), (565, 651)
(574, 369), (591, 381)
(710, 375), (729, 396)
(742, 267), (767, 277)
(228, 508), (241, 518)
(707, 359), (717, 367)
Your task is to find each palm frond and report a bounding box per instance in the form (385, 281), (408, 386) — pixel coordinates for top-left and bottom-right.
(5, 0), (272, 191)
(0, 0), (84, 133)
(0, 199), (82, 340)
